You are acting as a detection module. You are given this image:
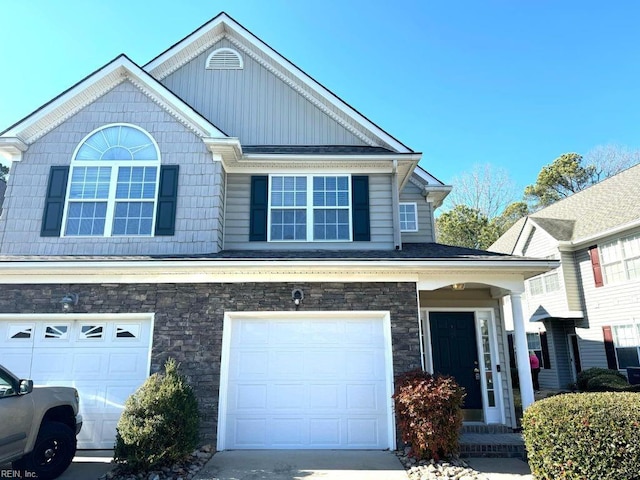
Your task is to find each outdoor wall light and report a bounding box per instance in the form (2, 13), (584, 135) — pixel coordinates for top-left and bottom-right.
(452, 283), (466, 291)
(60, 293), (79, 312)
(292, 288), (304, 310)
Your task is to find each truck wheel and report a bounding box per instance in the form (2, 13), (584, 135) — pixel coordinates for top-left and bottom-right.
(13, 421), (77, 480)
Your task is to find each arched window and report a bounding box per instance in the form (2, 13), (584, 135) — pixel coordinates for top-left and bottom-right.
(64, 124), (160, 237)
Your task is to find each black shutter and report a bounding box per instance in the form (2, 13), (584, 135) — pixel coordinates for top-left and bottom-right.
(351, 175), (370, 241)
(249, 176), (268, 241)
(602, 326), (619, 370)
(154, 165), (179, 236)
(540, 332), (551, 369)
(40, 166), (69, 237)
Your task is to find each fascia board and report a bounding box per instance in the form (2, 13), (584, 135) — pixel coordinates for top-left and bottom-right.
(0, 258), (560, 284)
(145, 14), (412, 153)
(3, 56), (226, 142)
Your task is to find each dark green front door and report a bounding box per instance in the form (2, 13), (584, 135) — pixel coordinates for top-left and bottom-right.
(429, 312), (482, 410)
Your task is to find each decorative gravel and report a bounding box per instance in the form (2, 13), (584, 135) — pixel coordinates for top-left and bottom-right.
(396, 449), (488, 480)
(100, 445), (214, 480)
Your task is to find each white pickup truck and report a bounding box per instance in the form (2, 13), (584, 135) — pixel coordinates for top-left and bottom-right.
(0, 364), (83, 479)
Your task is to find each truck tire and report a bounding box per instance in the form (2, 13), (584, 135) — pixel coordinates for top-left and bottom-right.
(13, 421), (77, 480)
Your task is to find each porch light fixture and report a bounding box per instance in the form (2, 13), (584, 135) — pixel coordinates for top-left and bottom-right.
(452, 283), (465, 291)
(292, 288), (304, 310)
(60, 293), (79, 312)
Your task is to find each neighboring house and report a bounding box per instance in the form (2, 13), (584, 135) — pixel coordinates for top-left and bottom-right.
(491, 164), (640, 390)
(0, 13), (554, 451)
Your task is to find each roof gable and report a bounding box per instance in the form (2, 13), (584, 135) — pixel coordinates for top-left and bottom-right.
(143, 13), (413, 153)
(0, 55), (227, 146)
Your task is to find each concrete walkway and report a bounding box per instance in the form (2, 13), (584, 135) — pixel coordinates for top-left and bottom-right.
(193, 450), (409, 480)
(466, 458), (532, 479)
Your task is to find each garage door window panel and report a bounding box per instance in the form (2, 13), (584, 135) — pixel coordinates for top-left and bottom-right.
(44, 325), (69, 340)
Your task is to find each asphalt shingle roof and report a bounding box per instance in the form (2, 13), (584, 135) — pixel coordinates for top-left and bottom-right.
(0, 243), (535, 263)
(242, 145), (396, 155)
(490, 163), (640, 253)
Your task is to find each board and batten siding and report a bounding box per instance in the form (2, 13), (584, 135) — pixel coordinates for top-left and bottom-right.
(399, 181), (435, 243)
(223, 173), (394, 250)
(160, 39), (367, 146)
(0, 81), (224, 256)
(573, 231), (640, 370)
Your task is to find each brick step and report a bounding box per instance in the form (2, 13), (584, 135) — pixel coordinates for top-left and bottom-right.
(459, 432), (526, 459)
(461, 424), (515, 434)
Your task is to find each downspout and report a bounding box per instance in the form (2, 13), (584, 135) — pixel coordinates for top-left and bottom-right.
(391, 159), (401, 250)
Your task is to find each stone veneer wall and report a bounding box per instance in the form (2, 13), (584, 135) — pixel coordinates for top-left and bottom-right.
(0, 281), (420, 446)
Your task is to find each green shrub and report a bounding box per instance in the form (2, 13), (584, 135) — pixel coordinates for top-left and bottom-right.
(114, 358), (200, 472)
(522, 392), (640, 479)
(586, 373), (630, 391)
(576, 367), (626, 391)
(393, 369), (465, 461)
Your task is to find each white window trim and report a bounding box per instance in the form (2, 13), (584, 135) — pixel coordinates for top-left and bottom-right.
(399, 202), (418, 232)
(62, 123), (161, 238)
(600, 233), (640, 285)
(267, 174), (353, 242)
(527, 271), (561, 297)
(612, 321), (640, 369)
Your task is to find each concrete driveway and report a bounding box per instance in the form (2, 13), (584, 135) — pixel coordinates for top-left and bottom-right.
(193, 450), (409, 480)
(57, 450), (114, 480)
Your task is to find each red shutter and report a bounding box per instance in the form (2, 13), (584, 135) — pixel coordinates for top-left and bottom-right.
(588, 245), (604, 288)
(602, 326), (618, 370)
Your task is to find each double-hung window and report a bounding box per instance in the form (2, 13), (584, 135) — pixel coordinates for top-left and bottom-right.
(612, 323), (640, 369)
(269, 175), (351, 241)
(527, 271), (561, 297)
(600, 234), (640, 284)
(399, 203), (418, 232)
(64, 124), (160, 237)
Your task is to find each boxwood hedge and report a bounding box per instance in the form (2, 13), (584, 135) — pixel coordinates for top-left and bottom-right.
(523, 392), (640, 479)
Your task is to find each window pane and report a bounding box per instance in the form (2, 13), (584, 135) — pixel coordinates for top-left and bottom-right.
(69, 167), (111, 200)
(271, 176), (306, 207)
(604, 263), (625, 284)
(112, 201), (154, 236)
(529, 277), (543, 296)
(400, 204), (417, 231)
(601, 241), (620, 264)
(544, 272), (560, 292)
(75, 125), (157, 161)
(622, 234), (640, 258)
(117, 167), (156, 200)
(65, 201), (106, 236)
(616, 347), (640, 369)
(313, 208), (349, 241)
(270, 208), (306, 240)
(526, 333), (541, 350)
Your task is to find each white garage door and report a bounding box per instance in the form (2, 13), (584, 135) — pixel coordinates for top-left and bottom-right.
(219, 313), (394, 450)
(0, 315), (152, 449)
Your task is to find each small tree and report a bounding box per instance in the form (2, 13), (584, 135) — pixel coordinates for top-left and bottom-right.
(114, 358), (200, 472)
(393, 370), (465, 460)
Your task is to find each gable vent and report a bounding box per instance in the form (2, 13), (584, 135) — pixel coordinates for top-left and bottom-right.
(206, 48), (243, 70)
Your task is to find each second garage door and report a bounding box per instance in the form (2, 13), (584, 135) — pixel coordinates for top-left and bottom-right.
(0, 314), (152, 449)
(219, 312), (394, 450)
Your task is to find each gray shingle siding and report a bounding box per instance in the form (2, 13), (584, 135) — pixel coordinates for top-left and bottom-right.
(160, 38), (368, 146)
(0, 81), (223, 256)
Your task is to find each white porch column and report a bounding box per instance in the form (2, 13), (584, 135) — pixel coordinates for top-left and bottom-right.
(511, 292), (535, 409)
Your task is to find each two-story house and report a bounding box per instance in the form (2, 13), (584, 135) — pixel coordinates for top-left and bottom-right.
(491, 163), (640, 390)
(0, 13), (555, 451)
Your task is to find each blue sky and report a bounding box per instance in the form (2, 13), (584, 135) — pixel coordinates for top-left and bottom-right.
(2, 0), (640, 195)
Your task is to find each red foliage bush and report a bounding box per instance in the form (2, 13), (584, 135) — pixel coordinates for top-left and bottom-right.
(393, 369), (466, 460)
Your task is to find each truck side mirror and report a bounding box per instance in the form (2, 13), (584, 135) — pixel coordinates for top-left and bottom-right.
(19, 379), (33, 395)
